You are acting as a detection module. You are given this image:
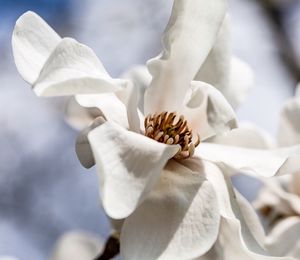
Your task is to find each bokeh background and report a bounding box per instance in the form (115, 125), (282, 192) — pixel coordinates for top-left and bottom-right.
(0, 0), (300, 258)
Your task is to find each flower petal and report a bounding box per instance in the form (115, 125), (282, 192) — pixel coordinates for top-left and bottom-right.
(65, 97), (102, 130)
(144, 0), (227, 114)
(194, 16), (231, 99)
(204, 162), (265, 248)
(197, 143), (300, 177)
(218, 217), (294, 260)
(115, 83), (142, 133)
(255, 177), (300, 217)
(121, 65), (151, 91)
(181, 81), (237, 140)
(76, 117), (106, 168)
(76, 93), (129, 129)
(265, 217), (300, 257)
(33, 38), (126, 96)
(235, 191), (266, 248)
(51, 232), (102, 260)
(87, 121), (179, 219)
(278, 98), (300, 146)
(225, 57), (254, 108)
(211, 165), (292, 259)
(75, 90), (140, 168)
(209, 122), (275, 149)
(121, 65), (152, 113)
(12, 11), (61, 84)
(121, 159), (220, 260)
(290, 171), (300, 197)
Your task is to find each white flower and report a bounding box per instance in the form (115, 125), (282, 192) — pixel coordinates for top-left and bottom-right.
(12, 1), (300, 259)
(250, 85), (300, 258)
(50, 231), (103, 260)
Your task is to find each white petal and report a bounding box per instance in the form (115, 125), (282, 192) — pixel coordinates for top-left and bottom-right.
(226, 57), (254, 108)
(51, 232), (102, 260)
(12, 11), (61, 84)
(76, 93), (129, 129)
(75, 91), (136, 169)
(235, 191), (266, 248)
(194, 15), (231, 100)
(290, 171), (300, 197)
(121, 65), (152, 113)
(209, 122), (275, 149)
(218, 217), (294, 260)
(266, 217), (300, 257)
(278, 98), (300, 146)
(76, 117), (106, 168)
(204, 162), (265, 248)
(197, 143), (300, 177)
(257, 178), (300, 216)
(34, 38), (126, 96)
(87, 121), (179, 219)
(115, 83), (142, 133)
(121, 65), (151, 92)
(121, 160), (220, 260)
(65, 97), (102, 130)
(144, 0), (227, 114)
(181, 81), (237, 140)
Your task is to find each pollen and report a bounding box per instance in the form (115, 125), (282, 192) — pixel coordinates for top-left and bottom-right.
(144, 112), (200, 159)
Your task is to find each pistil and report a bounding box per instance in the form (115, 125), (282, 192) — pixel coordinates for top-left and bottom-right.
(144, 112), (200, 159)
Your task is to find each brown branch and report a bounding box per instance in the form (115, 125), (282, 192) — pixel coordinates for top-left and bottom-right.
(259, 0), (300, 83)
(94, 234), (120, 260)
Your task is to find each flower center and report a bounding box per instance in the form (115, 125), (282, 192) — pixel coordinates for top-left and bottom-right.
(144, 112), (200, 159)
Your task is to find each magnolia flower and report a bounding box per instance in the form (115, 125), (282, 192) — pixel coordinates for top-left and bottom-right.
(13, 0), (300, 259)
(251, 85), (300, 258)
(50, 231), (103, 260)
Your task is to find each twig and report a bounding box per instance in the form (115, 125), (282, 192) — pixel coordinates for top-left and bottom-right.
(259, 0), (300, 83)
(94, 234), (120, 260)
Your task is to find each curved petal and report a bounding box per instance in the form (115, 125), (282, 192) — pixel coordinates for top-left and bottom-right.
(76, 93), (129, 129)
(197, 143), (300, 177)
(265, 217), (300, 257)
(257, 177), (300, 216)
(290, 171), (300, 197)
(225, 57), (254, 108)
(144, 0), (227, 114)
(65, 97), (102, 130)
(204, 162), (265, 248)
(121, 65), (151, 91)
(218, 217), (294, 260)
(181, 81), (237, 141)
(76, 117), (106, 168)
(51, 232), (102, 260)
(194, 15), (231, 99)
(121, 65), (152, 113)
(33, 38), (126, 96)
(87, 121), (179, 219)
(115, 83), (142, 133)
(121, 159), (220, 260)
(235, 191), (266, 248)
(209, 122), (275, 149)
(12, 11), (61, 84)
(278, 98), (300, 147)
(211, 165), (293, 259)
(193, 15), (253, 109)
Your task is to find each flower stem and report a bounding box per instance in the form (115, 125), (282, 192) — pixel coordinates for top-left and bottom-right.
(94, 234), (120, 260)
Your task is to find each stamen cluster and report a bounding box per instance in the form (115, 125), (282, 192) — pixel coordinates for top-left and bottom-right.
(144, 112), (200, 159)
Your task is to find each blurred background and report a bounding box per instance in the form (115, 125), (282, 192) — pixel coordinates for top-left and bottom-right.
(0, 0), (299, 258)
